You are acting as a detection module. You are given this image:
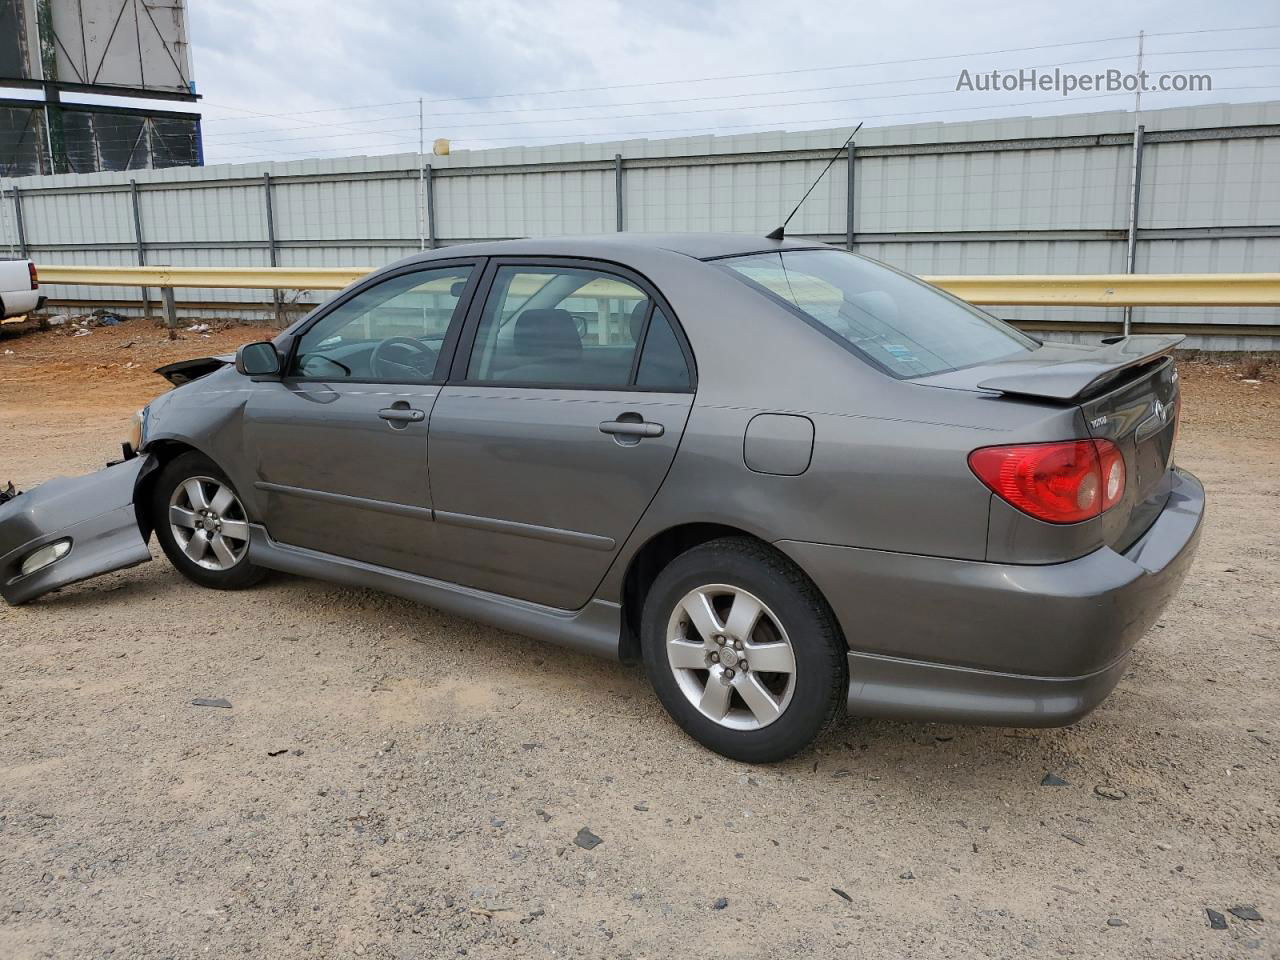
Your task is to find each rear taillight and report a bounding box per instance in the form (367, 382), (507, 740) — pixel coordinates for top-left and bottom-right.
(969, 439), (1126, 525)
(28, 261), (38, 290)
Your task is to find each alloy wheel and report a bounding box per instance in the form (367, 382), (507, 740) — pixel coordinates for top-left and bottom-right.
(665, 584), (797, 731)
(168, 476), (251, 571)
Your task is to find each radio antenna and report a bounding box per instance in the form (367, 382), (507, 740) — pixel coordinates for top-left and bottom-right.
(766, 122), (862, 241)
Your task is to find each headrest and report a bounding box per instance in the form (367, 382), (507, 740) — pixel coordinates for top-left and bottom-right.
(513, 309), (581, 358)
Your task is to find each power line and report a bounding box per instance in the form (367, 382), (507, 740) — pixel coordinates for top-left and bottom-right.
(57, 67), (1276, 158)
(207, 84), (1280, 163)
(214, 46), (1247, 133)
(204, 60), (1280, 150)
(199, 99), (418, 123)
(401, 63), (1280, 134)
(192, 100), (418, 148)
(395, 30), (1261, 105)
(193, 35), (1280, 142)
(212, 114), (420, 148)
(205, 31), (1150, 124)
(447, 84), (1280, 144)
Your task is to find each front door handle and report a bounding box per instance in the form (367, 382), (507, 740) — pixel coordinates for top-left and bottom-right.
(379, 406), (425, 423)
(599, 418), (664, 438)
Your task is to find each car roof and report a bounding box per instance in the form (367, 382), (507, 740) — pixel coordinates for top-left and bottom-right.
(402, 232), (831, 263)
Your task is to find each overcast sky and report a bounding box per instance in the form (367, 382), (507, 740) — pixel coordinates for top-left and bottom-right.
(28, 0), (1280, 164)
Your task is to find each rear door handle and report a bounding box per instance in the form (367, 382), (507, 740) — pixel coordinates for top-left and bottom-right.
(379, 407), (425, 423)
(600, 419), (664, 438)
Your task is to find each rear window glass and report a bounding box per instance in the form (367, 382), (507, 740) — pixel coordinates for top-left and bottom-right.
(721, 250), (1034, 377)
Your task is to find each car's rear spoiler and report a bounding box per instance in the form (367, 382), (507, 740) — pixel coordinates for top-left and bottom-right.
(977, 335), (1184, 402)
(155, 354), (233, 386)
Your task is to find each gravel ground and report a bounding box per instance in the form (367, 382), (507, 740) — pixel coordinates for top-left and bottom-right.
(1, 322), (1277, 959)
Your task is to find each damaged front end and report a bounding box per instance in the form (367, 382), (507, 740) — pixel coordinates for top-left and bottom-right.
(0, 457), (156, 605)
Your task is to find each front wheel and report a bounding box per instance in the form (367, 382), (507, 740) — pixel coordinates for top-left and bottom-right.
(151, 451), (267, 591)
(640, 538), (847, 763)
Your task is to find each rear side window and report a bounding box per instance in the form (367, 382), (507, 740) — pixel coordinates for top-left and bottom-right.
(721, 250), (1034, 377)
(636, 307), (691, 390)
(465, 265), (690, 390)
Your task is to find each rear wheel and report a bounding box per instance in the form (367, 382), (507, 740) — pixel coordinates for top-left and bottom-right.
(640, 538), (846, 763)
(152, 451), (267, 590)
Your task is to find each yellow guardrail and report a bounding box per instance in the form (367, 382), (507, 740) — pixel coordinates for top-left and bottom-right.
(35, 265), (1280, 307)
(928, 274), (1280, 308)
(39, 265), (369, 290)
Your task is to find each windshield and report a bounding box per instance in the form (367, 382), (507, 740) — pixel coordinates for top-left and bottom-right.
(721, 249), (1035, 377)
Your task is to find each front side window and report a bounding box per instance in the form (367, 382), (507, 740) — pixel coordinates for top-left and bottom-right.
(291, 265), (473, 382)
(466, 265), (689, 389)
(721, 250), (1034, 377)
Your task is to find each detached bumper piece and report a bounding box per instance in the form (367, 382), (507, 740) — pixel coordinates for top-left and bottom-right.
(0, 458), (153, 605)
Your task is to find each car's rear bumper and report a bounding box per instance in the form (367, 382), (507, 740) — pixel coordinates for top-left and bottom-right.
(777, 467), (1205, 727)
(1, 289), (43, 319)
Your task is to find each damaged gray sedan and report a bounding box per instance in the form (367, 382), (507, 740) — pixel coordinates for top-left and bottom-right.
(0, 234), (1205, 762)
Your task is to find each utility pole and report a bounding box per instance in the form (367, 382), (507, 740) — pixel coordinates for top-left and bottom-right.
(1133, 29), (1145, 117)
(1122, 29), (1145, 337)
(418, 97), (426, 251)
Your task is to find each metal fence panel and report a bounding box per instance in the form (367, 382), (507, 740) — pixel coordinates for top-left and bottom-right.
(4, 99), (1279, 347)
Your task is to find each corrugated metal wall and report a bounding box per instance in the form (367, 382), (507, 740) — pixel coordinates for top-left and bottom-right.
(3, 100), (1278, 348)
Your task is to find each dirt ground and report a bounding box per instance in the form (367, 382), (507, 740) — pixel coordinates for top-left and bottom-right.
(1, 319), (1277, 960)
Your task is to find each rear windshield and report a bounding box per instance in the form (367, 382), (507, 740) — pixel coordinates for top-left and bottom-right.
(720, 249), (1034, 377)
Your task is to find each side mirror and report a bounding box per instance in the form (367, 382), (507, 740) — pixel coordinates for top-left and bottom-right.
(236, 341), (282, 377)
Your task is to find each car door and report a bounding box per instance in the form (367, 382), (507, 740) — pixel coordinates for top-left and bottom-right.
(426, 258), (696, 610)
(241, 260), (479, 575)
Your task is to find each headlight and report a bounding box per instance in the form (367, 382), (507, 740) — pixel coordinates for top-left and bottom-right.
(126, 408), (146, 453)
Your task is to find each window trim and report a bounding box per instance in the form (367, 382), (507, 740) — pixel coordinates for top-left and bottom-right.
(448, 255), (697, 394)
(280, 257), (485, 386)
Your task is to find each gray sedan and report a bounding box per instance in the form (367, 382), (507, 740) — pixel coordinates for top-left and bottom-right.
(0, 234), (1204, 762)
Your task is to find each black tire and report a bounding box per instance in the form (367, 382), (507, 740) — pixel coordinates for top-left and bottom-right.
(640, 537), (846, 763)
(151, 451), (267, 591)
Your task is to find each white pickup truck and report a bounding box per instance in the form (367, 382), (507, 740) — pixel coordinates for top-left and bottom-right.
(0, 259), (44, 319)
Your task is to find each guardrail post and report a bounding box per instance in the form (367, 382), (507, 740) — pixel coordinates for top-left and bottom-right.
(161, 286), (177, 340)
(615, 154), (624, 232)
(425, 163), (437, 249)
(846, 141), (856, 250)
(1122, 124), (1146, 337)
(129, 179), (149, 320)
(11, 186), (28, 259)
(263, 173), (283, 326)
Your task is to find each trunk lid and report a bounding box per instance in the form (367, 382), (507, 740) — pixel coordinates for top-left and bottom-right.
(917, 335), (1183, 552)
(1077, 353), (1180, 552)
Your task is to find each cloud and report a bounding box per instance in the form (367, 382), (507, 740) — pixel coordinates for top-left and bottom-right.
(173, 0), (1280, 164)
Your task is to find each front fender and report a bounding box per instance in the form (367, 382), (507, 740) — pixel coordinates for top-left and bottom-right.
(0, 456), (156, 605)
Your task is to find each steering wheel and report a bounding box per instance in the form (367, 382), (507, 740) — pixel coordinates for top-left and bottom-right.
(568, 314), (589, 338)
(370, 337), (438, 380)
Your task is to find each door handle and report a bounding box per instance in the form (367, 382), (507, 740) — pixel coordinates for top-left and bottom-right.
(379, 407), (425, 423)
(599, 418), (664, 438)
